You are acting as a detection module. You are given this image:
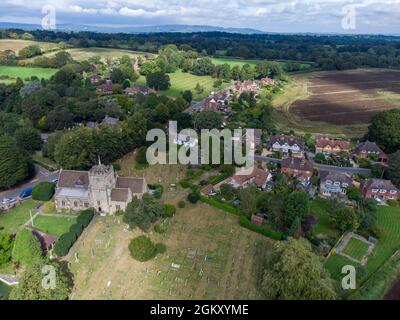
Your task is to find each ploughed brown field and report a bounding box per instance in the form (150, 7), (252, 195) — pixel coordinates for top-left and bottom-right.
(291, 70), (400, 125)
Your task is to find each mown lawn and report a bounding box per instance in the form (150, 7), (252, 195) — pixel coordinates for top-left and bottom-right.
(0, 66), (57, 82)
(343, 238), (370, 261)
(32, 215), (76, 237)
(325, 206), (400, 284)
(0, 200), (41, 233)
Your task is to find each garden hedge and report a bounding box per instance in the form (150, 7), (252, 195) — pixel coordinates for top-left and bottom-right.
(54, 209), (95, 257)
(200, 196), (284, 240)
(32, 182), (55, 201)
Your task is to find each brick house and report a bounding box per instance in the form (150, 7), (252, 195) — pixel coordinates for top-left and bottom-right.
(269, 135), (305, 157)
(315, 136), (350, 154)
(354, 141), (388, 163)
(281, 157), (314, 182)
(96, 83), (113, 95)
(228, 167), (272, 190)
(319, 171), (354, 197)
(360, 179), (398, 202)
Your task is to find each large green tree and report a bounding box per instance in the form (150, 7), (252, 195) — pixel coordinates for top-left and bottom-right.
(367, 109), (400, 153)
(262, 238), (336, 300)
(146, 71), (171, 90)
(9, 259), (72, 300)
(388, 151), (400, 188)
(193, 110), (223, 130)
(284, 191), (309, 229)
(0, 232), (13, 267)
(54, 127), (97, 170)
(123, 194), (164, 232)
(0, 135), (29, 189)
(14, 126), (42, 153)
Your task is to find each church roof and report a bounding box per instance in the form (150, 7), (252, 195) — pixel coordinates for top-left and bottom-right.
(58, 170), (89, 188)
(116, 177), (146, 194)
(110, 188), (130, 202)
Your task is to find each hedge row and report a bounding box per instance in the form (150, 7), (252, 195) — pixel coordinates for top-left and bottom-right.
(200, 196), (283, 240)
(32, 182), (55, 201)
(53, 209), (95, 257)
(238, 216), (283, 240)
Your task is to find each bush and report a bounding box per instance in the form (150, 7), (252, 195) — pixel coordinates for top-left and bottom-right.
(387, 200), (398, 207)
(42, 201), (55, 213)
(69, 223), (83, 238)
(112, 163), (121, 171)
(129, 236), (157, 262)
(154, 224), (165, 234)
(180, 180), (191, 189)
(178, 201), (186, 208)
(32, 182), (55, 201)
(163, 204), (176, 218)
(149, 184), (163, 199)
(155, 243), (167, 254)
(76, 209), (95, 227)
(188, 190), (200, 204)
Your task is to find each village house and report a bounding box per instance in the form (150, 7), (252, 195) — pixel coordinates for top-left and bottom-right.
(260, 77), (275, 87)
(173, 133), (198, 148)
(269, 135), (305, 157)
(55, 163), (148, 214)
(315, 136), (350, 155)
(360, 179), (398, 202)
(281, 157), (314, 183)
(30, 228), (58, 254)
(202, 91), (231, 113)
(89, 74), (101, 85)
(123, 85), (156, 96)
(231, 80), (259, 95)
(319, 171), (354, 198)
(354, 141), (388, 163)
(101, 115), (119, 126)
(96, 82), (113, 95)
(227, 166), (272, 190)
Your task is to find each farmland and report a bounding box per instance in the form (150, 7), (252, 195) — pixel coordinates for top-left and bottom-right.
(0, 66), (58, 83)
(0, 39), (60, 54)
(275, 69), (400, 137)
(31, 47), (154, 63)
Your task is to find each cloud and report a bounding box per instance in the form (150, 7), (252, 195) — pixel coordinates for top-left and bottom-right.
(0, 0), (399, 33)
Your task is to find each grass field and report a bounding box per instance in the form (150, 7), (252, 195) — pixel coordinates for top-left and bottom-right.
(343, 238), (370, 261)
(137, 70), (218, 100)
(0, 66), (58, 83)
(28, 47), (154, 63)
(0, 39), (60, 54)
(32, 215), (76, 237)
(325, 206), (400, 284)
(0, 200), (41, 234)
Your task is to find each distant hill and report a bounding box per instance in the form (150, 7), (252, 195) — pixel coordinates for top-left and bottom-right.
(0, 22), (265, 35)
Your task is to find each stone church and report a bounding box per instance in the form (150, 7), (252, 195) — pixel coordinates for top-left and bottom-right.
(55, 162), (148, 214)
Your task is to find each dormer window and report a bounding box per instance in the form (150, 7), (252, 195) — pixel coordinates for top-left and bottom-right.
(326, 180), (332, 185)
(342, 183), (349, 188)
(379, 189), (387, 194)
(371, 189), (379, 193)
(390, 190), (397, 194)
(334, 182), (340, 187)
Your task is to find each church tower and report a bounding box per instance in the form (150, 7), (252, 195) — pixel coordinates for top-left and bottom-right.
(88, 158), (116, 213)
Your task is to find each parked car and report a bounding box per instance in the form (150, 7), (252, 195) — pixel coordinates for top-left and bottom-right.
(19, 187), (33, 200)
(1, 197), (17, 205)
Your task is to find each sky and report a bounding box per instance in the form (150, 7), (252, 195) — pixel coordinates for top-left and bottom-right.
(0, 0), (400, 34)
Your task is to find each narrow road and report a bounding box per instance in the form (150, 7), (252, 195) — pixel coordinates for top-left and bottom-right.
(253, 155), (372, 175)
(0, 165), (59, 200)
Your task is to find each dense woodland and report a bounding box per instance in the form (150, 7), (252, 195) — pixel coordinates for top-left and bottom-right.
(2, 29), (400, 70)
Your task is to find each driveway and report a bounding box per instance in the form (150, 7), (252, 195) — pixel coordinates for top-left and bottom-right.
(0, 164), (59, 200)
